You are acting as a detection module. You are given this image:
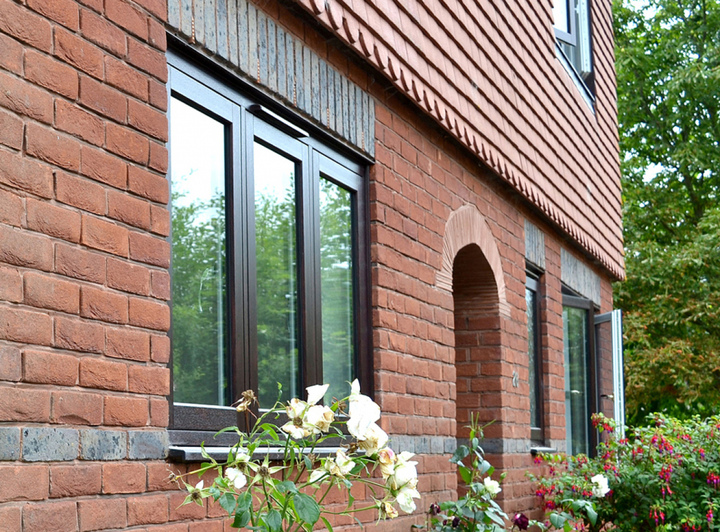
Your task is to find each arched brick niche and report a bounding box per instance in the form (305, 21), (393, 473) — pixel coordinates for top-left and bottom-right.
(436, 205), (509, 319)
(437, 205), (508, 440)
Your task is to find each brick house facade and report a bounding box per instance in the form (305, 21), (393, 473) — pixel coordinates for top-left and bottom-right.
(0, 0), (623, 529)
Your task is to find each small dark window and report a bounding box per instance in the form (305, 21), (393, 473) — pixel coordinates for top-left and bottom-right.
(526, 274), (543, 442)
(167, 53), (370, 442)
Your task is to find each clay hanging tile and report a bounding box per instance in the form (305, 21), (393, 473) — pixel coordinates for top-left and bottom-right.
(423, 89), (432, 113)
(373, 43), (387, 71)
(327, 2), (343, 30)
(387, 56), (400, 82)
(411, 78), (422, 102)
(434, 98), (444, 121)
(359, 30), (373, 58)
(399, 68), (411, 92)
(311, 0), (325, 15)
(342, 16), (359, 43)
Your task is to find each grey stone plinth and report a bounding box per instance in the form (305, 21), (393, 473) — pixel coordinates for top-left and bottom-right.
(80, 430), (127, 461)
(128, 430), (169, 460)
(23, 427), (79, 462)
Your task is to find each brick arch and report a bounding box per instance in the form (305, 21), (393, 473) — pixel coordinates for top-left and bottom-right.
(436, 204), (509, 318)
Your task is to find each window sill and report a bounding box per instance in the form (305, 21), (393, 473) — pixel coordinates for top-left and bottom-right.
(169, 445), (344, 462)
(530, 446), (558, 456)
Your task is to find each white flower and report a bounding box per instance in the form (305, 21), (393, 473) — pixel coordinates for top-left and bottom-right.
(396, 486), (420, 513)
(483, 477), (501, 496)
(357, 423), (389, 456)
(387, 451), (418, 490)
(305, 404), (334, 433)
(347, 379), (381, 440)
(281, 385), (332, 439)
(306, 384), (329, 406)
(309, 450), (355, 483)
(225, 467), (247, 490)
(331, 449), (355, 477)
(380, 500), (399, 519)
(378, 447), (397, 478)
(591, 474), (610, 497)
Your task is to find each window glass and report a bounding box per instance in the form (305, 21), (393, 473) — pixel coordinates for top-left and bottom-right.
(552, 0), (570, 34)
(254, 142), (300, 408)
(526, 284), (541, 431)
(563, 305), (590, 455)
(168, 57), (368, 434)
(170, 97), (229, 406)
(320, 177), (354, 403)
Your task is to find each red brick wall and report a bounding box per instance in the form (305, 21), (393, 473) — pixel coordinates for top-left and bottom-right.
(0, 0), (183, 528)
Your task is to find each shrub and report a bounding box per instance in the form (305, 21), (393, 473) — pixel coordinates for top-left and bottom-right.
(532, 413), (720, 531)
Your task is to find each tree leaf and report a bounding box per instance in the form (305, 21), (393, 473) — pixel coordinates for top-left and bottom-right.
(293, 493), (321, 524)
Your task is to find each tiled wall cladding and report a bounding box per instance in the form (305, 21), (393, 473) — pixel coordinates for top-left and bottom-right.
(167, 0), (376, 159)
(167, 0), (624, 279)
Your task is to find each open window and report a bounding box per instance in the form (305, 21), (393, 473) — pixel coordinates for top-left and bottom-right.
(553, 0), (594, 94)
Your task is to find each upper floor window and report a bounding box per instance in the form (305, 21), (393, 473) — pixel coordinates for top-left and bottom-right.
(553, 0), (594, 93)
(168, 54), (370, 435)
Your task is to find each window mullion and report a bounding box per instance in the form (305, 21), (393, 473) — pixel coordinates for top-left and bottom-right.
(301, 149), (323, 389)
(239, 108), (258, 403)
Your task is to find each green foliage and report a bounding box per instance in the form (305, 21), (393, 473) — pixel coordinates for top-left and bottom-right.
(421, 416), (508, 532)
(532, 413), (720, 531)
(613, 0), (720, 422)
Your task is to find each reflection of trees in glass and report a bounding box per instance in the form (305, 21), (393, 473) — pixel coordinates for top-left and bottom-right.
(172, 190), (228, 405)
(320, 178), (354, 403)
(255, 182), (299, 408)
(564, 307), (589, 456)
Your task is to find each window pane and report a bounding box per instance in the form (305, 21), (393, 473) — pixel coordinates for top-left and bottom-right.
(553, 0), (569, 33)
(527, 286), (541, 429)
(320, 178), (354, 403)
(254, 142), (299, 407)
(170, 97), (229, 406)
(563, 306), (589, 455)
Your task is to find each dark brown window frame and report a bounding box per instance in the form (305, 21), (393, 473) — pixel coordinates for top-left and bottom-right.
(166, 49), (372, 448)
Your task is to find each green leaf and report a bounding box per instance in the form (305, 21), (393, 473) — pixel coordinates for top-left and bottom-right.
(451, 445), (470, 464)
(549, 513), (566, 529)
(458, 466), (472, 485)
(321, 516), (334, 532)
(232, 510), (251, 529)
(276, 480), (298, 494)
(586, 505), (598, 526)
(236, 490), (253, 513)
(293, 493), (320, 524)
(218, 492), (237, 514)
(265, 509), (283, 532)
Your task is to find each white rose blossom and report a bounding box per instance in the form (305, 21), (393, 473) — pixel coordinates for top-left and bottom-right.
(347, 379), (381, 441)
(378, 448), (397, 478)
(357, 423), (389, 456)
(591, 473), (610, 497)
(281, 384), (331, 439)
(396, 485), (421, 513)
(387, 451), (418, 491)
(483, 477), (501, 497)
(309, 450), (356, 483)
(225, 467), (247, 490)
